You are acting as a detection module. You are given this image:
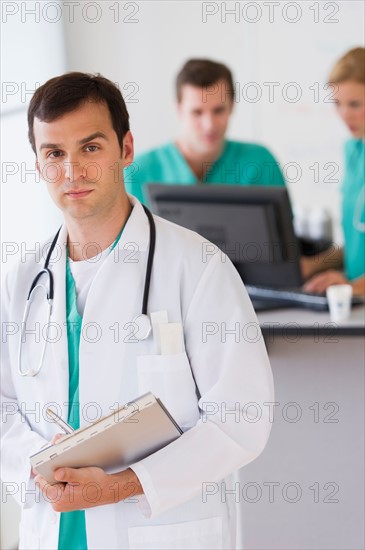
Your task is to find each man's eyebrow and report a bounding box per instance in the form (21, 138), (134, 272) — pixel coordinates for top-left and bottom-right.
(39, 132), (109, 151)
(78, 132), (109, 145)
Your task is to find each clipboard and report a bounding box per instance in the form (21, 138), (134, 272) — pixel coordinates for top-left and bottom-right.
(30, 393), (182, 483)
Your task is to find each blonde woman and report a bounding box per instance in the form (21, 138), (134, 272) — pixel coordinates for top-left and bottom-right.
(303, 47), (365, 295)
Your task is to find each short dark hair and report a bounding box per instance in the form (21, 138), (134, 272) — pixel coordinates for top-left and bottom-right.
(28, 72), (130, 155)
(176, 59), (235, 102)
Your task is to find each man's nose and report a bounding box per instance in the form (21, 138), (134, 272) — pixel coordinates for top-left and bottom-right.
(201, 114), (215, 132)
(63, 159), (85, 182)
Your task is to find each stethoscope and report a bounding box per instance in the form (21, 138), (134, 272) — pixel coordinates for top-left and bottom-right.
(18, 205), (156, 377)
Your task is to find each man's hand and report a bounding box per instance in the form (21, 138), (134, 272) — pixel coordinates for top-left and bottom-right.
(303, 270), (349, 294)
(34, 466), (143, 513)
(31, 433), (67, 478)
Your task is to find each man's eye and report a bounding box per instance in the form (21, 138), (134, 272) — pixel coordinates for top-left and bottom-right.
(85, 145), (99, 152)
(48, 151), (63, 159)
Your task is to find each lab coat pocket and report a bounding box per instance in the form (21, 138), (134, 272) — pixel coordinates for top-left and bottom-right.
(128, 516), (223, 550)
(136, 353), (200, 429)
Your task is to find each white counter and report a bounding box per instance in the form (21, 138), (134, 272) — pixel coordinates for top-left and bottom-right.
(236, 306), (365, 549)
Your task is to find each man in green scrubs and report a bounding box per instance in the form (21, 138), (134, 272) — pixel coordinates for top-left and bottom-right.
(125, 59), (285, 204)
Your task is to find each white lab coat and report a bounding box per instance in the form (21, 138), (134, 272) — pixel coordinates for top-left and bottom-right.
(1, 196), (274, 550)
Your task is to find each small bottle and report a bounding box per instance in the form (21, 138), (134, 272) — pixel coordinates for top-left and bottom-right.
(307, 207), (333, 241)
(293, 205), (309, 239)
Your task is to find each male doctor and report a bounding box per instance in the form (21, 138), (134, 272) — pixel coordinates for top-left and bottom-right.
(125, 58), (285, 204)
(1, 72), (274, 550)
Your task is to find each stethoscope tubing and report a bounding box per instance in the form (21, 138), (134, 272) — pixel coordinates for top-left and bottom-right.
(18, 206), (155, 377)
(141, 205), (156, 315)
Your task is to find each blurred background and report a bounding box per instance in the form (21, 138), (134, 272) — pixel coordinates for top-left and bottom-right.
(1, 1), (364, 547)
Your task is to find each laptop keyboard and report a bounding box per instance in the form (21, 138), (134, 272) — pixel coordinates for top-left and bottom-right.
(245, 285), (365, 312)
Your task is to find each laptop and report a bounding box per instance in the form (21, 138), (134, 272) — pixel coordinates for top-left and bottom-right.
(146, 184), (364, 311)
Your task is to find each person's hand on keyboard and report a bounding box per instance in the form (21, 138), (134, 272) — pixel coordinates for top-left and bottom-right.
(303, 269), (349, 294)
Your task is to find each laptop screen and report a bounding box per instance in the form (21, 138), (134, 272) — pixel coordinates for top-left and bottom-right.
(147, 184), (303, 288)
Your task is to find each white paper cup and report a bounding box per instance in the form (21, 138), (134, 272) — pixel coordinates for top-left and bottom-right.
(326, 284), (353, 322)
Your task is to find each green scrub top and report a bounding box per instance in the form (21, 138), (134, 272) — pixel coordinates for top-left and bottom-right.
(58, 227), (125, 550)
(341, 138), (365, 280)
(125, 140), (285, 204)
(58, 259), (87, 550)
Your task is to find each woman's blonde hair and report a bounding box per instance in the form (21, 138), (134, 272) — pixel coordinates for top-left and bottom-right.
(328, 47), (365, 84)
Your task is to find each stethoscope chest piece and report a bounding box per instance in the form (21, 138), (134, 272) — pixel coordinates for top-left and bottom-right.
(133, 313), (152, 341)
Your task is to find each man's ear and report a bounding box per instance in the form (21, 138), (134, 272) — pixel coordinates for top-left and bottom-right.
(176, 100), (183, 118)
(122, 131), (134, 168)
(35, 159), (41, 177)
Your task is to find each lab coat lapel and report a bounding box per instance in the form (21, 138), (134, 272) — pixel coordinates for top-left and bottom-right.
(79, 198), (150, 414)
(48, 224), (69, 415)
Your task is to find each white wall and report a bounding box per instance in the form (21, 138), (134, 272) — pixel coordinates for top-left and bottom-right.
(1, 3), (66, 547)
(63, 0), (364, 243)
(63, 1), (258, 147)
(1, 1), (66, 280)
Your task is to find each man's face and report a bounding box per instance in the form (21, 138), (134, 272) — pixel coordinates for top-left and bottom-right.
(177, 79), (233, 155)
(34, 100), (133, 221)
(334, 80), (365, 138)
